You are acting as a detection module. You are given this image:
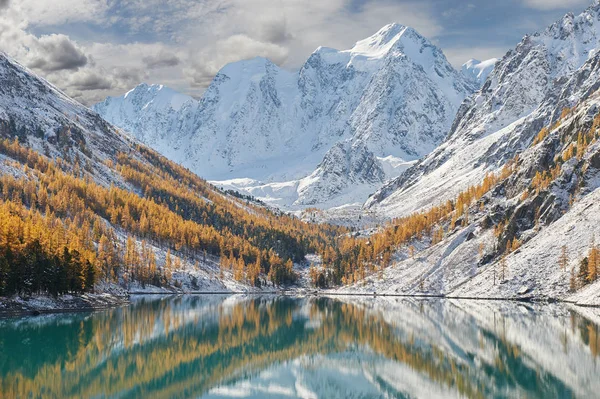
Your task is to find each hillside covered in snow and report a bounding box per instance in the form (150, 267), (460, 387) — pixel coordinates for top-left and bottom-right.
(95, 24), (476, 210)
(340, 3), (600, 306)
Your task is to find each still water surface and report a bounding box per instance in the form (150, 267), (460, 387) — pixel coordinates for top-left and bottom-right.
(1, 295), (599, 398)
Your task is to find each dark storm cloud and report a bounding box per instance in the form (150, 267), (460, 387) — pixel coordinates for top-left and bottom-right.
(0, 0), (9, 10)
(69, 70), (113, 90)
(142, 52), (181, 69)
(27, 34), (88, 72)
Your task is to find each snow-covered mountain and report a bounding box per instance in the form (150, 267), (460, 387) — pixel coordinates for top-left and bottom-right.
(95, 24), (475, 209)
(368, 4), (600, 217)
(460, 58), (499, 86)
(0, 52), (135, 165)
(350, 3), (600, 304)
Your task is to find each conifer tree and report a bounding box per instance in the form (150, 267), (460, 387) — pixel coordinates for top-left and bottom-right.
(588, 237), (598, 283)
(569, 267), (578, 292)
(558, 245), (569, 272)
(164, 250), (173, 283)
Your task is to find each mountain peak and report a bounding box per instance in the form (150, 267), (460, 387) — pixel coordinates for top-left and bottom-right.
(538, 1), (600, 40)
(120, 83), (193, 111)
(371, 23), (409, 43)
(349, 23), (426, 59)
(218, 56), (278, 76)
(461, 58), (498, 86)
(462, 59), (481, 68)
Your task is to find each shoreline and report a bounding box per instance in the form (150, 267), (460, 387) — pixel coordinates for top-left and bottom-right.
(1, 290), (597, 318)
(0, 293), (130, 318)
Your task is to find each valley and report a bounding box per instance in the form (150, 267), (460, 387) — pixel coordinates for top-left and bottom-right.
(4, 2), (600, 397)
(2, 3), (600, 312)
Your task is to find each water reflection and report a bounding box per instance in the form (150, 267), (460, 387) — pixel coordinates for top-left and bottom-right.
(0, 295), (599, 398)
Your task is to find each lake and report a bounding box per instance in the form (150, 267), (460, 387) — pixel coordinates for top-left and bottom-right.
(0, 295), (599, 398)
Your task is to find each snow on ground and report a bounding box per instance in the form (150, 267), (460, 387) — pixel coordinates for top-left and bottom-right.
(567, 280), (600, 307)
(371, 114), (528, 218)
(461, 58), (499, 86)
(452, 187), (600, 303)
(297, 204), (381, 229)
(213, 173), (389, 213)
(335, 183), (600, 306)
(334, 221), (493, 297)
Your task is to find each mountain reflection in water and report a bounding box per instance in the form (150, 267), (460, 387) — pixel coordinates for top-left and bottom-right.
(0, 295), (599, 399)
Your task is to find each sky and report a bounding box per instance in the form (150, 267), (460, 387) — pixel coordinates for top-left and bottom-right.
(0, 0), (595, 105)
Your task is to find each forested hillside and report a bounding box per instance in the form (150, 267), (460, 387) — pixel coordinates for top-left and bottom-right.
(0, 52), (348, 296)
(0, 136), (349, 295)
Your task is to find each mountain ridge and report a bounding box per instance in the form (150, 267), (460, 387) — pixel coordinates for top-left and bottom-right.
(94, 23), (476, 210)
(367, 2), (600, 217)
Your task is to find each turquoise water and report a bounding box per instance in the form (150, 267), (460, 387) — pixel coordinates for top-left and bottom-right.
(0, 295), (599, 398)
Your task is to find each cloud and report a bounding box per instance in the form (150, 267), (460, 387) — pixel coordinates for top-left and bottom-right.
(521, 0), (592, 10)
(17, 0), (110, 26)
(68, 69), (113, 91)
(184, 34), (289, 88)
(53, 65), (148, 105)
(111, 66), (147, 88)
(27, 34), (88, 72)
(65, 65), (146, 92)
(1, 0), (586, 105)
(0, 0), (444, 101)
(143, 51), (181, 69)
(180, 0), (440, 88)
(254, 18), (294, 44)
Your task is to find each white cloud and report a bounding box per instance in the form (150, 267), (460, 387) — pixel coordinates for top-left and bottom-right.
(0, 15), (88, 72)
(143, 51), (181, 69)
(1, 0), (573, 105)
(184, 34), (289, 88)
(2, 0), (441, 101)
(179, 0), (440, 87)
(16, 0), (110, 27)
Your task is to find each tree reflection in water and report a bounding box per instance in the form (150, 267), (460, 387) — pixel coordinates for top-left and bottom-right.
(0, 296), (599, 399)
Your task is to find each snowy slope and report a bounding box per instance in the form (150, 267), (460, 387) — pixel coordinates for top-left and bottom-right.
(91, 83), (195, 146)
(95, 24), (475, 209)
(368, 3), (600, 218)
(341, 87), (600, 305)
(333, 4), (600, 303)
(0, 51), (132, 165)
(460, 58), (499, 87)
